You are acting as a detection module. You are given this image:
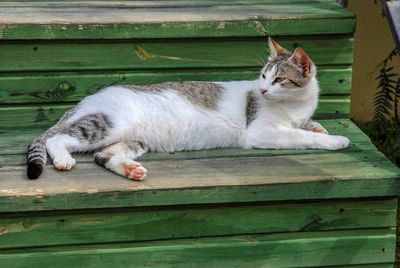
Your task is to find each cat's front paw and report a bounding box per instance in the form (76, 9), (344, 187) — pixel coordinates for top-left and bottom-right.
(309, 121), (329, 134)
(324, 135), (350, 150)
(53, 154), (76, 171)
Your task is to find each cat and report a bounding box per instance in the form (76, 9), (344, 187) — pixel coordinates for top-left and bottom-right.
(27, 37), (350, 180)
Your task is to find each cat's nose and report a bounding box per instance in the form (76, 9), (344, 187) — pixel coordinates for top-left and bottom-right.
(260, 88), (268, 95)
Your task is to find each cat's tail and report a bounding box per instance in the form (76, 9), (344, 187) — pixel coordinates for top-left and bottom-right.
(27, 123), (63, 179)
(27, 132), (50, 179)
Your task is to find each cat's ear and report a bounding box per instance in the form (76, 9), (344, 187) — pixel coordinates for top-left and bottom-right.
(288, 47), (313, 77)
(268, 37), (287, 60)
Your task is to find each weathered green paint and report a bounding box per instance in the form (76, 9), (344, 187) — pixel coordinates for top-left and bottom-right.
(0, 1), (355, 40)
(308, 265), (394, 268)
(0, 67), (352, 104)
(0, 199), (395, 249)
(0, 38), (354, 72)
(1, 2), (396, 267)
(1, 150), (399, 212)
(0, 230), (394, 267)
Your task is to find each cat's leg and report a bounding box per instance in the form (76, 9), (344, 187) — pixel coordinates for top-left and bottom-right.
(94, 140), (149, 181)
(46, 113), (114, 171)
(303, 119), (329, 134)
(246, 127), (349, 150)
(46, 134), (80, 170)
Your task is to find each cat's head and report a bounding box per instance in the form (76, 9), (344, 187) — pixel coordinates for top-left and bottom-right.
(259, 37), (317, 102)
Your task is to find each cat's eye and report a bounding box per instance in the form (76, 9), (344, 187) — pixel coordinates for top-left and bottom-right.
(261, 73), (266, 79)
(273, 77), (284, 84)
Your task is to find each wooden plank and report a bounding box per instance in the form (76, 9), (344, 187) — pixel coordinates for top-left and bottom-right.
(0, 1), (345, 8)
(0, 199), (395, 249)
(0, 67), (352, 104)
(2, 151), (397, 194)
(304, 264), (394, 268)
(0, 2), (355, 40)
(0, 148), (399, 212)
(0, 38), (354, 72)
(0, 96), (350, 130)
(0, 230), (395, 267)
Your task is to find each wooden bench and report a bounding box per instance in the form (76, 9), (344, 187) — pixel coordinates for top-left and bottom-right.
(0, 1), (399, 267)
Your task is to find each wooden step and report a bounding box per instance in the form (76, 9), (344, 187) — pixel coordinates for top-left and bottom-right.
(1, 119), (399, 212)
(0, 0), (355, 40)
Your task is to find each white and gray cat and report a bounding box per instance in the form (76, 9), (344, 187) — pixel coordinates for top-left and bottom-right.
(27, 37), (350, 180)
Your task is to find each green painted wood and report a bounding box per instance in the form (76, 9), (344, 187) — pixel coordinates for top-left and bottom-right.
(0, 199), (395, 249)
(0, 1), (355, 40)
(0, 230), (395, 267)
(0, 147), (399, 212)
(304, 265), (394, 268)
(0, 96), (350, 130)
(0, 67), (352, 104)
(0, 38), (354, 72)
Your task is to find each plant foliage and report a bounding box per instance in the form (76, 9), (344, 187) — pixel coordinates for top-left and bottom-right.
(362, 48), (400, 164)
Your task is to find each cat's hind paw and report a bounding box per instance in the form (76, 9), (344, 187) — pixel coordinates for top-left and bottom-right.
(124, 162), (147, 181)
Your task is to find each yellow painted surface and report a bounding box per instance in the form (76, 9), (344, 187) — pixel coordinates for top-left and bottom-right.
(348, 0), (400, 122)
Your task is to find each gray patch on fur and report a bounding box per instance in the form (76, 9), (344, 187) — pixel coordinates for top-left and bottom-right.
(94, 151), (111, 167)
(263, 52), (310, 88)
(246, 91), (258, 126)
(122, 82), (223, 109)
(67, 113), (112, 143)
(125, 140), (148, 151)
(94, 140), (147, 167)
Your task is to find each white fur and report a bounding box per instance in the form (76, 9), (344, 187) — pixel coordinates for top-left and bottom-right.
(46, 68), (350, 177)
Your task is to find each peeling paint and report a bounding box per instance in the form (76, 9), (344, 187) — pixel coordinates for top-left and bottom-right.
(0, 189), (18, 196)
(134, 46), (204, 62)
(0, 221), (35, 236)
(87, 189), (98, 194)
(254, 21), (267, 36)
(134, 46), (155, 61)
(216, 22), (226, 29)
(44, 24), (55, 38)
(0, 227), (7, 235)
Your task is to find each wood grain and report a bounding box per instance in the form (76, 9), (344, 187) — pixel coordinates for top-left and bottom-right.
(0, 38), (354, 72)
(0, 230), (394, 267)
(0, 150), (399, 211)
(0, 199), (395, 249)
(0, 1), (355, 39)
